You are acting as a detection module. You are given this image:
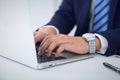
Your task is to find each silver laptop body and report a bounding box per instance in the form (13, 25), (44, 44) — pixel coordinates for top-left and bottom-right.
(0, 0), (93, 69)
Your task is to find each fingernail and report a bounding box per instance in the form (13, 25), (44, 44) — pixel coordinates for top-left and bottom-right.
(55, 54), (58, 57)
(38, 50), (42, 56)
(47, 53), (51, 57)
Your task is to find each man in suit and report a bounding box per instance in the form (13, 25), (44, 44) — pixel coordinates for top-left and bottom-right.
(34, 0), (120, 57)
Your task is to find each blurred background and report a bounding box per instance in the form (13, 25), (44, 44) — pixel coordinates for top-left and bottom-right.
(30, 0), (63, 31)
(30, 0), (76, 35)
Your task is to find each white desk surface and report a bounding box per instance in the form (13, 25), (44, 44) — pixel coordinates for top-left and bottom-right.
(0, 54), (120, 80)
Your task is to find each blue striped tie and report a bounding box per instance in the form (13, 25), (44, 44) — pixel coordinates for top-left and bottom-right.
(93, 0), (110, 32)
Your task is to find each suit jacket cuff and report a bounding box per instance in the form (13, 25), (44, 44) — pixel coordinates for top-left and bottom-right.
(95, 33), (108, 54)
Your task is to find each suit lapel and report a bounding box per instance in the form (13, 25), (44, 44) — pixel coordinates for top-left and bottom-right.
(108, 0), (118, 29)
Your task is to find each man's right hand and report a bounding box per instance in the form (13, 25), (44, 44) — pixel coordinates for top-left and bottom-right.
(34, 27), (57, 43)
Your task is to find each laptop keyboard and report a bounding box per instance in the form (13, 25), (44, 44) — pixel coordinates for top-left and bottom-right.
(37, 53), (66, 63)
(36, 42), (66, 63)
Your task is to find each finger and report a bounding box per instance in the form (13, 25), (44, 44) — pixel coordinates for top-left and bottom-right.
(40, 35), (59, 47)
(39, 35), (60, 56)
(38, 38), (51, 56)
(40, 36), (51, 47)
(47, 41), (59, 57)
(56, 45), (65, 57)
(34, 32), (38, 43)
(34, 32), (42, 43)
(34, 31), (37, 36)
(34, 31), (47, 43)
(38, 43), (50, 56)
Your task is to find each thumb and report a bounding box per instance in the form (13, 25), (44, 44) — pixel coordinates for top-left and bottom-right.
(34, 32), (41, 43)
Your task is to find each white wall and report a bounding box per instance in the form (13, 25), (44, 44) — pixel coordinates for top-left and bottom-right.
(29, 0), (63, 31)
(30, 0), (76, 35)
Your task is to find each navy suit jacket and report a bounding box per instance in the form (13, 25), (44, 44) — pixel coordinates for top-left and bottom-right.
(47, 0), (120, 56)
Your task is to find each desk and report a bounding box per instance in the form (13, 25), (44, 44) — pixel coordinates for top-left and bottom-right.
(0, 54), (120, 80)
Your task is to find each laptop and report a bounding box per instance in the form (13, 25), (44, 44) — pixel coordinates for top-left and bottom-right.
(0, 0), (94, 69)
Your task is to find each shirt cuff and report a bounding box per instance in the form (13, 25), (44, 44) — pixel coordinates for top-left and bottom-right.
(39, 25), (60, 34)
(95, 33), (108, 54)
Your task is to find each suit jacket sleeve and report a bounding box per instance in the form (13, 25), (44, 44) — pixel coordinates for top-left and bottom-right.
(47, 0), (75, 34)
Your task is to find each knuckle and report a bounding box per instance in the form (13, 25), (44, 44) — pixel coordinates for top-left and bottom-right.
(45, 36), (51, 39)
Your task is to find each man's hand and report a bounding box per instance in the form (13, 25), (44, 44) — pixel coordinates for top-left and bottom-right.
(34, 27), (101, 57)
(34, 27), (57, 43)
(38, 34), (90, 57)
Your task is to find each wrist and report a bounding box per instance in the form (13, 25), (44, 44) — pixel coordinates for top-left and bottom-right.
(82, 33), (102, 53)
(96, 37), (101, 51)
(82, 33), (96, 53)
(39, 27), (57, 35)
(94, 33), (108, 54)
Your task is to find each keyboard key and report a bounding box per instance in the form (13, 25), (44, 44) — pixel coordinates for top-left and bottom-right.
(35, 42), (66, 63)
(37, 53), (66, 63)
